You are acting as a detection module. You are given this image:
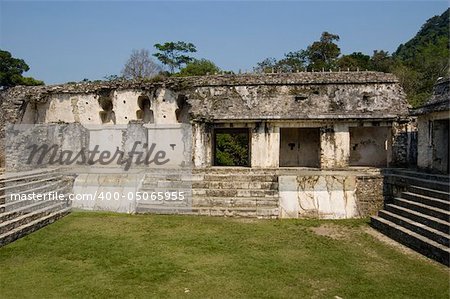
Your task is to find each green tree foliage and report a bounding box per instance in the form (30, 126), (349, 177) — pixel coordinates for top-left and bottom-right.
(369, 50), (394, 73)
(254, 57), (278, 73)
(306, 32), (341, 70)
(392, 8), (449, 106)
(177, 59), (220, 77)
(277, 51), (307, 72)
(254, 32), (340, 72)
(337, 52), (371, 70)
(215, 133), (249, 166)
(253, 8), (449, 107)
(0, 50), (44, 89)
(153, 41), (197, 74)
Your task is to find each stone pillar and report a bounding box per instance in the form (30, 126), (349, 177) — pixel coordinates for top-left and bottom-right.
(193, 122), (212, 168)
(251, 122), (279, 168)
(320, 123), (350, 168)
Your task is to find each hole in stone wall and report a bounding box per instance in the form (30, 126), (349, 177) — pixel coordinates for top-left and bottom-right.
(98, 90), (116, 124)
(294, 95), (308, 102)
(176, 95), (191, 123)
(136, 95), (154, 123)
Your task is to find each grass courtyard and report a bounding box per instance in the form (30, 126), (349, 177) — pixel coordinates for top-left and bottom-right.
(0, 212), (448, 298)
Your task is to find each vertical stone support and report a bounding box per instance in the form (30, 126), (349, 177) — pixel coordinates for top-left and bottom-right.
(251, 122), (279, 168)
(320, 123), (350, 168)
(193, 122), (212, 168)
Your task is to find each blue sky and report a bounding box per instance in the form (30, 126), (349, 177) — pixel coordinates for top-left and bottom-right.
(0, 1), (448, 84)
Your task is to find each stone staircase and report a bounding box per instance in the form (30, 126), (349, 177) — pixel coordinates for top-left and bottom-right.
(0, 168), (73, 247)
(191, 168), (279, 218)
(136, 168), (279, 218)
(371, 169), (450, 266)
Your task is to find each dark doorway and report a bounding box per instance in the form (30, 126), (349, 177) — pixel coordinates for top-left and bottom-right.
(280, 128), (320, 167)
(213, 128), (250, 167)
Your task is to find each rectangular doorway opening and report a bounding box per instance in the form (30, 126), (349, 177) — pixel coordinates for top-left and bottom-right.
(213, 128), (250, 167)
(280, 128), (320, 167)
(349, 126), (390, 167)
(432, 119), (449, 174)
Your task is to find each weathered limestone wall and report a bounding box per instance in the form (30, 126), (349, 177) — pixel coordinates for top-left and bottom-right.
(417, 110), (449, 172)
(251, 122), (279, 168)
(278, 169), (383, 218)
(0, 73), (412, 218)
(19, 88), (181, 126)
(413, 79), (449, 173)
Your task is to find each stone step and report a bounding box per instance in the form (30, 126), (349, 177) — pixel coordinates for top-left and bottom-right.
(202, 174), (278, 183)
(401, 192), (450, 210)
(193, 188), (278, 198)
(0, 186), (69, 219)
(384, 169), (450, 183)
(0, 207), (71, 247)
(192, 197), (278, 207)
(386, 174), (450, 193)
(191, 181), (278, 190)
(0, 169), (61, 185)
(192, 168), (277, 175)
(136, 205), (279, 219)
(407, 185), (450, 201)
(141, 181), (193, 189)
(0, 175), (64, 193)
(378, 210), (450, 247)
(385, 204), (450, 234)
(0, 180), (67, 202)
(393, 198), (450, 222)
(371, 216), (450, 266)
(0, 202), (68, 235)
(0, 199), (63, 223)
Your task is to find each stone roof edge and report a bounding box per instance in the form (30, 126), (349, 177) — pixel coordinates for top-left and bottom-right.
(1, 72), (399, 98)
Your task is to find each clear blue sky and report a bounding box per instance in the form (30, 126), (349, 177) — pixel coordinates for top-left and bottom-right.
(0, 1), (448, 84)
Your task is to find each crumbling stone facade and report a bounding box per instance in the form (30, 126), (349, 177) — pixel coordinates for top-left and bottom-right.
(0, 72), (412, 218)
(412, 78), (449, 174)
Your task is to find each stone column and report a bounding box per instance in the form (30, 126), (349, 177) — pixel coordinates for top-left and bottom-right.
(320, 123), (350, 168)
(193, 122), (212, 168)
(251, 122), (279, 168)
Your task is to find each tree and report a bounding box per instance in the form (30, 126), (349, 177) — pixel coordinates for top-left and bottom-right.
(121, 49), (162, 79)
(369, 50), (394, 73)
(254, 51), (306, 73)
(337, 52), (371, 70)
(177, 59), (220, 76)
(305, 32), (341, 70)
(153, 41), (197, 74)
(276, 50), (307, 72)
(0, 50), (44, 89)
(254, 57), (278, 73)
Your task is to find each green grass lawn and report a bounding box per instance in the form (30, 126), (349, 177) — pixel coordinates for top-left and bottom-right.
(0, 212), (448, 299)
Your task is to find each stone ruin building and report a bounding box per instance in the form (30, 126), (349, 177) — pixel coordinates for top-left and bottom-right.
(0, 72), (448, 265)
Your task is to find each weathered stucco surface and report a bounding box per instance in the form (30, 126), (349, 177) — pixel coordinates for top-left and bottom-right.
(412, 79), (449, 174)
(0, 72), (412, 218)
(279, 169), (383, 219)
